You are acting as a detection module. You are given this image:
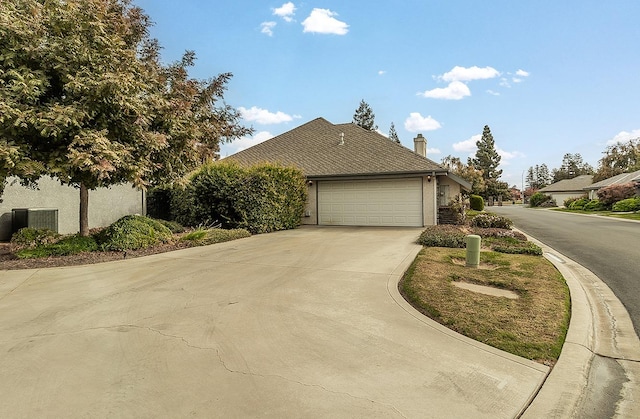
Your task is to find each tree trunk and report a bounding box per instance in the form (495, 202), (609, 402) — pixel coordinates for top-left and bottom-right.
(79, 183), (89, 237)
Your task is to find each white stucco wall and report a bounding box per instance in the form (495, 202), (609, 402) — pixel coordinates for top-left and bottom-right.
(423, 175), (437, 225)
(0, 176), (144, 240)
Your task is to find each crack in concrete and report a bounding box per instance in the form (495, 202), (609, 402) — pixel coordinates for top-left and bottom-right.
(0, 270), (41, 302)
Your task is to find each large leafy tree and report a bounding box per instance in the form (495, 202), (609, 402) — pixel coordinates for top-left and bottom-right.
(0, 0), (251, 235)
(441, 155), (485, 196)
(353, 99), (378, 131)
(468, 125), (507, 198)
(593, 138), (640, 182)
(551, 153), (594, 182)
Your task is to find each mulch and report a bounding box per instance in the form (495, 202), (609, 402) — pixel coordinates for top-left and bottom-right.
(0, 241), (193, 271)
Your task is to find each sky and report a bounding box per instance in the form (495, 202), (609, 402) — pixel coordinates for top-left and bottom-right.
(135, 0), (640, 188)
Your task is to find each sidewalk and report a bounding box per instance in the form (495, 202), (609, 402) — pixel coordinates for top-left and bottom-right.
(520, 235), (640, 418)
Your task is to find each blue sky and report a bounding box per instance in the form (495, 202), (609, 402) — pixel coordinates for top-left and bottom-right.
(135, 0), (640, 188)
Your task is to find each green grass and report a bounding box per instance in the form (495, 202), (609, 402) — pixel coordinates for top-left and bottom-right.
(400, 248), (570, 365)
(15, 234), (98, 259)
(552, 207), (640, 220)
(606, 212), (640, 220)
(181, 228), (251, 246)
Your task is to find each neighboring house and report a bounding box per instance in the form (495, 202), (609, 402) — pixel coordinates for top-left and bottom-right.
(0, 176), (145, 241)
(228, 117), (471, 227)
(583, 169), (640, 199)
(538, 175), (593, 206)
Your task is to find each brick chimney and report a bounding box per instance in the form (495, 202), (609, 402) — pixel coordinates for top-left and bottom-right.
(414, 134), (427, 157)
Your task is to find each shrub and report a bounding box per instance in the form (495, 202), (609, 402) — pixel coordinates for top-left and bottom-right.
(469, 227), (526, 241)
(529, 192), (552, 208)
(96, 215), (173, 251)
(417, 225), (466, 248)
(491, 241), (543, 256)
(469, 194), (484, 211)
(612, 197), (640, 212)
(188, 161), (308, 234)
(154, 219), (185, 234)
(10, 228), (61, 250)
(469, 213), (513, 229)
(597, 182), (637, 207)
(146, 187), (172, 220)
(181, 228), (251, 246)
(16, 234), (98, 259)
(583, 199), (606, 211)
(569, 197), (590, 210)
(563, 195), (586, 208)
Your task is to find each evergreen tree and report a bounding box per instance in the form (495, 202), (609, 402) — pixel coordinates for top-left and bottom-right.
(551, 153), (594, 182)
(388, 122), (400, 143)
(468, 125), (505, 198)
(353, 100), (378, 131)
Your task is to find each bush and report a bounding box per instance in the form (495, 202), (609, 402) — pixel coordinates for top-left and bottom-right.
(529, 192), (552, 208)
(10, 228), (61, 250)
(15, 234), (98, 259)
(469, 195), (484, 211)
(154, 219), (185, 234)
(469, 227), (526, 241)
(612, 197), (640, 212)
(564, 195), (586, 208)
(597, 182), (637, 207)
(583, 199), (606, 211)
(569, 197), (590, 210)
(417, 225), (466, 248)
(181, 228), (251, 246)
(469, 213), (513, 229)
(188, 161), (308, 234)
(96, 215), (173, 251)
(491, 240), (543, 256)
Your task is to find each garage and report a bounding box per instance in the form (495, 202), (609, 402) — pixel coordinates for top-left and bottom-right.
(318, 178), (423, 227)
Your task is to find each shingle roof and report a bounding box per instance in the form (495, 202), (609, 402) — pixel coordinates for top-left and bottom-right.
(584, 169), (640, 190)
(539, 175), (593, 192)
(227, 117), (447, 178)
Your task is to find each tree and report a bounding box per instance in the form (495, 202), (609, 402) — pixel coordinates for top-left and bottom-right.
(526, 164), (551, 189)
(593, 138), (640, 182)
(468, 125), (504, 198)
(0, 0), (251, 235)
(388, 122), (400, 143)
(353, 99), (378, 131)
(551, 153), (594, 182)
(441, 155), (485, 196)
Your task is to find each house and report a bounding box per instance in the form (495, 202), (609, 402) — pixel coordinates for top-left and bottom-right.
(538, 175), (593, 206)
(583, 169), (640, 199)
(0, 176), (145, 241)
(228, 117), (471, 227)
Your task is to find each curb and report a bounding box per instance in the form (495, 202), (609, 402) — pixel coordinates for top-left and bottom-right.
(519, 234), (640, 418)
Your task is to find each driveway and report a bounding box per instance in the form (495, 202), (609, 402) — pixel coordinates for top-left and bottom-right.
(0, 227), (548, 418)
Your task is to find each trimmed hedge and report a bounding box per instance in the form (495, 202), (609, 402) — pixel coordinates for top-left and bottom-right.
(187, 161), (308, 234)
(469, 213), (513, 229)
(417, 225), (466, 248)
(96, 215), (173, 251)
(469, 194), (484, 211)
(612, 197), (640, 212)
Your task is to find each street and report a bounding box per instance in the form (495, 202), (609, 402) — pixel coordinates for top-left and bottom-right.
(490, 205), (640, 338)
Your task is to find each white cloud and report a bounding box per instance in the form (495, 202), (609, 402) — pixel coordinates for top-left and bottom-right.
(273, 2), (296, 22)
(260, 21), (276, 36)
(404, 112), (442, 132)
(500, 77), (511, 88)
(608, 129), (640, 145)
(516, 69), (530, 77)
(441, 66), (500, 82)
(497, 148), (525, 163)
(302, 8), (349, 35)
(419, 81), (471, 100)
(378, 70), (386, 75)
(427, 147), (441, 155)
(453, 135), (480, 153)
(239, 106), (298, 124)
(226, 131), (274, 155)
(486, 89), (500, 96)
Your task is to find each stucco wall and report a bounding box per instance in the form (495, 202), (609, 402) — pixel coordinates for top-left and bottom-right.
(423, 175), (437, 225)
(437, 176), (463, 205)
(0, 176), (144, 240)
(550, 192), (585, 207)
(302, 181), (317, 225)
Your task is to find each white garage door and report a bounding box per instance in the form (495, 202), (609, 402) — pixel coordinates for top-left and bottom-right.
(318, 178), (423, 227)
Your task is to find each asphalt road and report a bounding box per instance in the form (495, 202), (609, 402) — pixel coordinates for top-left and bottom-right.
(490, 205), (640, 337)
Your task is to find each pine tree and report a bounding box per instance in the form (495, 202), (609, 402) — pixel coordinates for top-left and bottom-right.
(388, 122), (400, 143)
(353, 100), (378, 131)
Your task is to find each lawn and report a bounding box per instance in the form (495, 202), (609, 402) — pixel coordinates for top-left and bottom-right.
(552, 207), (640, 220)
(400, 247), (570, 366)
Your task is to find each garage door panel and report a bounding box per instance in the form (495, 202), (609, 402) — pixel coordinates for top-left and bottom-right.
(318, 178), (423, 227)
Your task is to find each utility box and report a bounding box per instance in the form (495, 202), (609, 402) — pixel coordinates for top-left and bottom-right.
(11, 208), (59, 234)
(465, 234), (481, 268)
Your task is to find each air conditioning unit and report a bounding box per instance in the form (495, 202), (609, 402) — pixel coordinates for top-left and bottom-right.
(12, 208), (59, 234)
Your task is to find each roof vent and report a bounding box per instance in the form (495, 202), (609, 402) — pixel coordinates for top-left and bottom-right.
(339, 132), (345, 145)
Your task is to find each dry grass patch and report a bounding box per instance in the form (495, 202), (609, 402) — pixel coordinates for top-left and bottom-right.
(400, 248), (570, 365)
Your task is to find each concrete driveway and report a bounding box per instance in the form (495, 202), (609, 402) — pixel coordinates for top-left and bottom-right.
(0, 227), (548, 418)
